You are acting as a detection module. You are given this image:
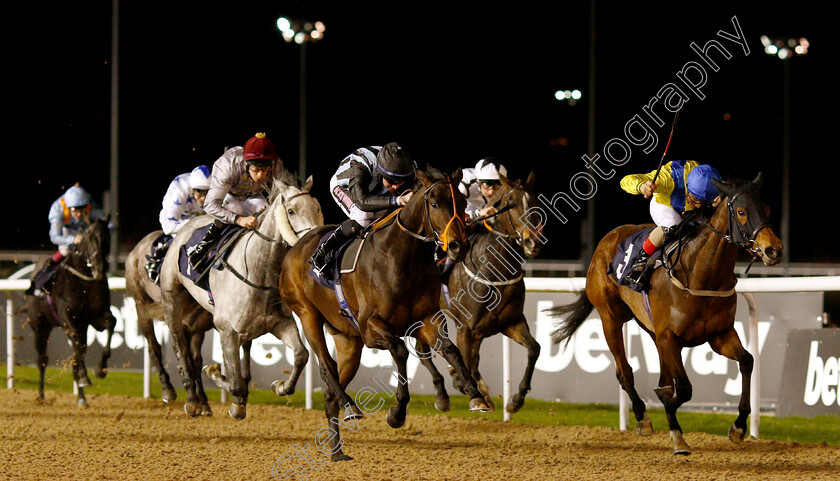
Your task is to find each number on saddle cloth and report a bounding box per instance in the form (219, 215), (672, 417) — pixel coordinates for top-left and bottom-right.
(608, 227), (659, 293)
(177, 223), (242, 291)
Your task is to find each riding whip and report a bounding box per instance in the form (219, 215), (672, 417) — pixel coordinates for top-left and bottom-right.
(651, 105), (682, 185)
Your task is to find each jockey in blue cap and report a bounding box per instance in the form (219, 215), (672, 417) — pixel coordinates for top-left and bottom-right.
(144, 165), (212, 283)
(620, 160), (722, 289)
(26, 184), (108, 296)
(310, 142), (415, 275)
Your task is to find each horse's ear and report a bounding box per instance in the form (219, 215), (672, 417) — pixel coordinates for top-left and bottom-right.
(84, 214), (92, 225)
(104, 213), (111, 224)
(416, 168), (432, 187)
(451, 168), (463, 185)
(752, 171), (764, 189)
(711, 178), (731, 198)
(303, 175), (314, 192)
(499, 173), (511, 188)
(526, 171), (536, 190)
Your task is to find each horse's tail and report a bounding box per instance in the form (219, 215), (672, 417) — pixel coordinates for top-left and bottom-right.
(547, 290), (594, 347)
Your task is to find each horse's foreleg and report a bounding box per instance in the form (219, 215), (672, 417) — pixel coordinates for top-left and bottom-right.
(503, 317), (541, 414)
(65, 324), (92, 389)
(215, 329), (248, 419)
(138, 315), (176, 403)
(95, 313), (117, 379)
(325, 330), (363, 462)
(168, 324), (202, 417)
(301, 311), (360, 419)
(709, 330), (753, 443)
(385, 336), (410, 429)
(655, 332), (693, 455)
(270, 319), (310, 396)
(602, 316), (651, 435)
(415, 339), (450, 412)
(33, 320), (51, 402)
(190, 331), (212, 416)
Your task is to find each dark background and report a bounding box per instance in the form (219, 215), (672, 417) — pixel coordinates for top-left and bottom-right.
(4, 2), (834, 263)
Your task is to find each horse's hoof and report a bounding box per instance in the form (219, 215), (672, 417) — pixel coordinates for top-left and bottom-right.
(386, 407), (406, 429)
(95, 367), (107, 379)
(728, 425), (745, 443)
(202, 363), (222, 380)
(77, 400), (89, 409)
(331, 452), (353, 462)
(343, 404), (364, 421)
(161, 387), (177, 404)
(270, 380), (294, 397)
(184, 402), (202, 418)
(77, 377), (92, 388)
(228, 403), (247, 420)
(635, 414), (654, 436)
(434, 397), (450, 412)
(670, 430), (691, 455)
(506, 393), (525, 414)
(468, 397), (492, 412)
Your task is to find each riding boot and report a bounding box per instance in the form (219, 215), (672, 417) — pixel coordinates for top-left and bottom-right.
(310, 226), (352, 275)
(187, 220), (225, 270)
(25, 258), (61, 297)
(144, 242), (169, 284)
(626, 250), (653, 288)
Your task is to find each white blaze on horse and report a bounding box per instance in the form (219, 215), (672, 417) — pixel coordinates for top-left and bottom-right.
(159, 172), (324, 418)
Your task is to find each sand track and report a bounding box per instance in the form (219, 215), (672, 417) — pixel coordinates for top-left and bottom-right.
(1, 389), (837, 480)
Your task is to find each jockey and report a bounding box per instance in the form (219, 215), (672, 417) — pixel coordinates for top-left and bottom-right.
(459, 157), (508, 221)
(144, 165), (211, 282)
(25, 184), (108, 296)
(620, 160), (722, 288)
(310, 142), (415, 275)
(187, 132), (285, 270)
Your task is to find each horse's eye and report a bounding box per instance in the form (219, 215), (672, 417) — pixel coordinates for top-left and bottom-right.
(430, 202), (438, 208)
(287, 209), (295, 216)
(737, 208), (747, 217)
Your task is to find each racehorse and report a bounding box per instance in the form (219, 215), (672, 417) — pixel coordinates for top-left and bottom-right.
(25, 216), (117, 407)
(549, 173), (782, 454)
(125, 230), (212, 405)
(279, 165), (491, 462)
(417, 172), (544, 413)
(159, 172), (323, 418)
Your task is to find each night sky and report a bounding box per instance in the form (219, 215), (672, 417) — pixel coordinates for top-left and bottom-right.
(6, 2), (834, 264)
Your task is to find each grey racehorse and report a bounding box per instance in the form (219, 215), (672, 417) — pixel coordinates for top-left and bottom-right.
(159, 172), (324, 418)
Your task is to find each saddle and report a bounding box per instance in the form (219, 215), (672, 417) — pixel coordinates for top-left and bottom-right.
(178, 224), (244, 293)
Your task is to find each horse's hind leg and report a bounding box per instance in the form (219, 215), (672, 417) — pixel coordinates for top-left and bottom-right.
(655, 331), (693, 455)
(709, 329), (753, 443)
(601, 313), (652, 435)
(190, 331), (212, 416)
(138, 311), (176, 403)
(503, 315), (541, 414)
(32, 319), (51, 402)
(325, 330), (363, 462)
(415, 339), (450, 412)
(269, 318), (310, 396)
(94, 312), (117, 379)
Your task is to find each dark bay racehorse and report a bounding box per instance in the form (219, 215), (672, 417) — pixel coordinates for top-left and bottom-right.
(125, 229), (212, 404)
(25, 216), (116, 407)
(549, 173), (782, 454)
(160, 173), (322, 418)
(280, 166), (491, 462)
(418, 172), (544, 413)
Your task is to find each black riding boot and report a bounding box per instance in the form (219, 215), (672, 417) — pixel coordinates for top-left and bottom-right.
(25, 258), (61, 297)
(626, 250), (654, 288)
(187, 220), (225, 270)
(310, 220), (360, 275)
(145, 242), (169, 284)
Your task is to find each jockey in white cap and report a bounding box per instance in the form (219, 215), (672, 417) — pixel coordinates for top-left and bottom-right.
(459, 157), (508, 220)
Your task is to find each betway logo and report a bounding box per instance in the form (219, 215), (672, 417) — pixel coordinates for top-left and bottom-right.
(803, 341), (840, 407)
(533, 300), (770, 397)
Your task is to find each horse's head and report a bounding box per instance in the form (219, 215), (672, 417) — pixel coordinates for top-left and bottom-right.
(269, 173), (324, 246)
(494, 171), (542, 258)
(712, 172), (783, 266)
(75, 215), (110, 280)
(413, 166), (469, 262)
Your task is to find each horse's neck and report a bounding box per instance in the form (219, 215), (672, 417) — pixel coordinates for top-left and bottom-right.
(382, 196), (435, 266)
(680, 201), (738, 289)
(251, 201), (288, 272)
(470, 231), (524, 278)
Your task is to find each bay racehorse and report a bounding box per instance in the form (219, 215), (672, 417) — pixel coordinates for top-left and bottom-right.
(160, 172), (323, 418)
(279, 166), (491, 462)
(25, 216), (117, 407)
(418, 172), (544, 413)
(549, 173), (782, 454)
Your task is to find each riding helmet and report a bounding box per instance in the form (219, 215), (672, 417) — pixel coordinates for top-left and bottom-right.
(64, 184), (92, 208)
(188, 165), (211, 190)
(243, 132), (279, 167)
(686, 164), (721, 202)
(376, 142), (415, 182)
(474, 157), (507, 181)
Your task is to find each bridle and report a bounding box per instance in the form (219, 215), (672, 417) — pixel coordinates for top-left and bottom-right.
(250, 189), (316, 243)
(397, 176), (465, 252)
(481, 186), (542, 248)
(65, 224), (105, 282)
(700, 188), (771, 259)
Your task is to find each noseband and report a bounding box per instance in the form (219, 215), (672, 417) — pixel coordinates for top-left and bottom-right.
(397, 177), (465, 251)
(701, 189), (771, 258)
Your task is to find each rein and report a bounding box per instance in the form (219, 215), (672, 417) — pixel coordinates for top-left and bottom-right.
(61, 263), (99, 282)
(396, 177), (465, 250)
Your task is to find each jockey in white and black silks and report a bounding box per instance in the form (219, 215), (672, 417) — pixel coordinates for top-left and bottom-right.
(310, 142), (415, 275)
(620, 160), (722, 288)
(187, 132), (286, 270)
(26, 184), (109, 296)
(459, 157), (508, 221)
(143, 165), (211, 282)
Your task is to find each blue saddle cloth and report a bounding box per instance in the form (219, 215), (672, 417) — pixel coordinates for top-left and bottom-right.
(178, 224), (242, 291)
(307, 231), (356, 291)
(607, 227), (659, 293)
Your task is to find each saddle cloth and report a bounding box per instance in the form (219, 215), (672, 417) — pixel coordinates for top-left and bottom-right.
(607, 227), (661, 293)
(178, 223), (242, 291)
(307, 231), (369, 332)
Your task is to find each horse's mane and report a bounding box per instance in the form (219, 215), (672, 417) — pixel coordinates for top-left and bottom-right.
(268, 170), (302, 203)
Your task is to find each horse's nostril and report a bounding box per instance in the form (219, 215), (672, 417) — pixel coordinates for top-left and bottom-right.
(765, 247), (779, 259)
